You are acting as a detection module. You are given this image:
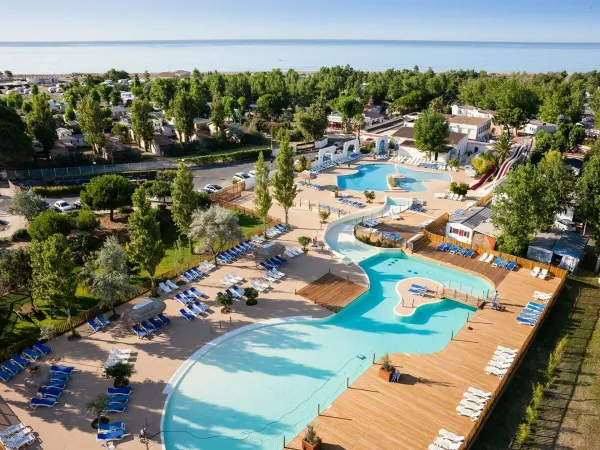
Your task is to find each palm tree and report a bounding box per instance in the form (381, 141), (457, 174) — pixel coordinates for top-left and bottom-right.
(353, 114), (366, 142)
(492, 133), (512, 166)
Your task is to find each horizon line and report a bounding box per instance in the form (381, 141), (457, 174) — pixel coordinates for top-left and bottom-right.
(1, 38), (600, 45)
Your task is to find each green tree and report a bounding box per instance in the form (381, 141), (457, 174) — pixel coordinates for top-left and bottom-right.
(171, 162), (198, 250)
(493, 109), (513, 135)
(508, 108), (528, 135)
(318, 209), (331, 224)
(64, 106), (76, 122)
(78, 92), (111, 154)
(244, 287), (259, 306)
(215, 291), (234, 313)
(576, 150), (600, 254)
(0, 103), (34, 161)
(293, 104), (327, 141)
(298, 236), (311, 251)
(146, 179), (172, 204)
(590, 89), (600, 128)
(111, 122), (130, 144)
(31, 84), (39, 95)
(149, 78), (176, 110)
(130, 99), (154, 151)
(352, 114), (366, 141)
(81, 236), (136, 318)
(8, 190), (47, 222)
(363, 190), (376, 203)
(28, 210), (72, 241)
(76, 209), (99, 231)
(253, 151), (272, 233)
(492, 133), (512, 165)
(80, 174), (133, 221)
(127, 187), (164, 292)
(536, 150), (576, 225)
(413, 109), (450, 158)
(271, 134), (297, 224)
(0, 248), (32, 298)
(188, 205), (243, 263)
(169, 90), (196, 142)
(5, 91), (24, 109)
(237, 96), (247, 120)
(210, 94), (225, 131)
(256, 93), (278, 120)
(30, 234), (77, 331)
(26, 93), (57, 150)
(569, 126), (586, 150)
(331, 95), (362, 133)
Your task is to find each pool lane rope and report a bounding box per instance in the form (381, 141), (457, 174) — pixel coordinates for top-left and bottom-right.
(160, 353), (368, 445)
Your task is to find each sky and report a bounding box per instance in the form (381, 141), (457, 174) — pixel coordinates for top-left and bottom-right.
(1, 0), (600, 43)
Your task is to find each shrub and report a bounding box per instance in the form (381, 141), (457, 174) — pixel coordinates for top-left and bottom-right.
(67, 235), (93, 253)
(364, 190), (376, 203)
(516, 422), (530, 444)
(104, 362), (133, 384)
(216, 292), (234, 313)
(318, 209), (331, 223)
(183, 148), (272, 166)
(28, 209), (72, 241)
(244, 287), (259, 306)
(472, 156), (492, 175)
(77, 209), (99, 231)
(388, 176), (397, 188)
(11, 228), (30, 242)
(32, 185), (86, 197)
(380, 353), (393, 372)
(304, 424), (320, 445)
(448, 158), (459, 168)
(298, 236), (311, 251)
(449, 182), (469, 196)
(525, 405), (538, 423)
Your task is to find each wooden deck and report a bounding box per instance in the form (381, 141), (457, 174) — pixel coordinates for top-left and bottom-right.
(297, 273), (367, 312)
(288, 259), (563, 450)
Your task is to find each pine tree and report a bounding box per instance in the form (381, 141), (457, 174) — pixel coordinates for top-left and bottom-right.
(271, 134), (297, 224)
(171, 162), (198, 251)
(253, 151), (272, 233)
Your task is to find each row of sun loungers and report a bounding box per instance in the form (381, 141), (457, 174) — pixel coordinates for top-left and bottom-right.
(216, 240), (259, 264)
(409, 203), (425, 213)
(362, 217), (381, 228)
(259, 255), (287, 272)
(484, 346), (518, 379)
(284, 246), (305, 259)
(97, 420), (126, 443)
(86, 314), (111, 333)
(533, 291), (552, 301)
(0, 342), (51, 383)
(266, 223), (291, 239)
(382, 231), (404, 242)
(309, 154), (361, 174)
(102, 347), (133, 371)
(0, 423), (36, 450)
(103, 385), (133, 415)
(428, 429), (465, 450)
(132, 313), (171, 339)
(297, 180), (325, 191)
(455, 386), (492, 422)
(29, 365), (75, 409)
(491, 256), (517, 270)
(337, 198), (366, 208)
(516, 301), (546, 327)
(408, 283), (429, 297)
(529, 266), (549, 280)
(318, 204), (347, 215)
(437, 242), (476, 258)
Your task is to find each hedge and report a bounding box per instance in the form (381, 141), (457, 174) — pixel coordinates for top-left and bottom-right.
(32, 185), (86, 197)
(184, 148), (272, 166)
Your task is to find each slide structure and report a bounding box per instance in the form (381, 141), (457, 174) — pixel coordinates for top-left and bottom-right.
(478, 141), (532, 192)
(469, 164), (497, 190)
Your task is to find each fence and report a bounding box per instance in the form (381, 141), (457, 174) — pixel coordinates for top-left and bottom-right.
(2, 160), (180, 180)
(463, 274), (567, 449)
(209, 181), (245, 202)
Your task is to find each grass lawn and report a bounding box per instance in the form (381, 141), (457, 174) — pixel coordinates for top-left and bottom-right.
(475, 269), (600, 449)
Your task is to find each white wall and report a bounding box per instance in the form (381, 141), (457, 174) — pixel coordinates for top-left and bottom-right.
(315, 137), (329, 149)
(445, 222), (473, 244)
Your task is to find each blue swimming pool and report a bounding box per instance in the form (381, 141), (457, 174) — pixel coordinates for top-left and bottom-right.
(337, 163), (451, 192)
(162, 252), (490, 450)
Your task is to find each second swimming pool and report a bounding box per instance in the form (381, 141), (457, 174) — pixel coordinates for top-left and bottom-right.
(337, 163), (451, 192)
(162, 252), (490, 450)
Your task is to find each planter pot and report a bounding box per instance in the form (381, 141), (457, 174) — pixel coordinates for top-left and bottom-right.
(302, 439), (322, 450)
(114, 378), (130, 388)
(332, 191), (339, 198)
(91, 416), (110, 430)
(379, 367), (395, 382)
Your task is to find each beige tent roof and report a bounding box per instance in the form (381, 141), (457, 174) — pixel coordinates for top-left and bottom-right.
(122, 299), (166, 325)
(253, 242), (286, 262)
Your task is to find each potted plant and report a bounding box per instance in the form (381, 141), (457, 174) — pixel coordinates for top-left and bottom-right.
(216, 292), (234, 313)
(85, 394), (110, 429)
(298, 236), (311, 252)
(318, 209), (331, 224)
(105, 361), (134, 388)
(378, 353), (395, 382)
(244, 287), (259, 306)
(363, 190), (376, 203)
(302, 424), (322, 450)
(330, 186), (341, 198)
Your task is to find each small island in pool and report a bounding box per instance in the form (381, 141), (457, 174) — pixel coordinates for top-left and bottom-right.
(337, 163), (451, 192)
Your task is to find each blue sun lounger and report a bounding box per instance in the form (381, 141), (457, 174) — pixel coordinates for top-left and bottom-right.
(259, 261), (274, 271)
(97, 428), (126, 442)
(37, 386), (63, 398)
(50, 371), (70, 381)
(180, 272), (194, 283)
(232, 285), (245, 297)
(190, 287), (204, 298)
(96, 315), (110, 327)
(226, 289), (241, 299)
(179, 309), (195, 321)
(108, 394), (129, 403)
(11, 354), (30, 369)
(140, 321), (156, 334)
(132, 325), (149, 339)
(30, 397), (57, 409)
(436, 242), (446, 251)
(175, 294), (189, 305)
(149, 318), (164, 330)
(2, 361), (23, 374)
(190, 268), (204, 278)
(87, 319), (103, 332)
(34, 342), (51, 355)
(107, 402), (127, 413)
(492, 256), (502, 267)
(216, 254), (230, 264)
(44, 380), (67, 389)
(22, 348), (42, 361)
(108, 386), (132, 395)
(498, 259), (509, 269)
(192, 301), (208, 313)
(187, 303), (205, 315)
(98, 422), (126, 433)
(526, 302), (545, 310)
(0, 369), (15, 382)
(506, 260), (516, 270)
(50, 365), (75, 374)
(408, 288), (426, 296)
(457, 247), (467, 256)
(157, 313), (171, 326)
(273, 256), (287, 265)
(411, 284), (428, 291)
(464, 249), (475, 258)
(449, 244), (459, 254)
(516, 316), (537, 326)
(182, 290), (196, 302)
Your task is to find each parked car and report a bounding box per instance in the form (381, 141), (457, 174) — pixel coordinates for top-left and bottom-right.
(54, 200), (73, 212)
(73, 198), (82, 209)
(233, 172), (251, 182)
(204, 184), (223, 193)
(248, 170), (256, 177)
(554, 218), (576, 232)
(197, 188), (212, 194)
(42, 200), (51, 210)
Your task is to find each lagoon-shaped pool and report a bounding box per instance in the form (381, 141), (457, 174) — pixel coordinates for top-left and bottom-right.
(337, 163), (451, 192)
(162, 252), (489, 450)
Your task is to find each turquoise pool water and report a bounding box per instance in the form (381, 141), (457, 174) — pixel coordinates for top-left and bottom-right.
(337, 163), (451, 192)
(162, 252), (490, 450)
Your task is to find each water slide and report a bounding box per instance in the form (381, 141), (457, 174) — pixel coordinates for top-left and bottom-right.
(479, 141), (532, 191)
(469, 163), (497, 191)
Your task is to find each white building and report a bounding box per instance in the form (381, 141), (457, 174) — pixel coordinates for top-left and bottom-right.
(391, 126), (468, 162)
(524, 119), (557, 135)
(26, 76), (59, 85)
(445, 207), (494, 245)
(446, 114), (492, 142)
(451, 104), (496, 120)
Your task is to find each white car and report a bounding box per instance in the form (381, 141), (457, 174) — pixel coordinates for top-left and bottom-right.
(248, 170), (256, 177)
(233, 172), (251, 182)
(204, 184), (223, 193)
(554, 219), (576, 232)
(54, 200), (73, 212)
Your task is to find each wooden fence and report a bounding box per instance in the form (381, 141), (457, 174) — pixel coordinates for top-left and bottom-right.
(463, 274), (567, 449)
(209, 181), (245, 202)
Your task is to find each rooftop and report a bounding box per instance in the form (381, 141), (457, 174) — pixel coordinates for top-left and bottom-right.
(449, 207), (493, 230)
(392, 126), (467, 146)
(553, 231), (589, 259)
(445, 114), (490, 126)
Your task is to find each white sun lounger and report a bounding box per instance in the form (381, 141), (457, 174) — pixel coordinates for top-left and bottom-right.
(262, 273), (277, 283)
(220, 277), (236, 287)
(251, 281), (267, 292)
(429, 444), (444, 450)
(488, 359), (511, 370)
(456, 406), (481, 421)
(492, 353), (515, 364)
(439, 429), (464, 443)
(538, 268), (548, 280)
(484, 254), (495, 263)
(468, 387), (491, 398)
(478, 252), (488, 262)
(459, 399), (485, 411)
(463, 392), (487, 405)
(158, 282), (172, 294)
(497, 345), (518, 354)
(484, 365), (508, 378)
(434, 436), (462, 450)
(227, 273), (243, 283)
(530, 266), (541, 277)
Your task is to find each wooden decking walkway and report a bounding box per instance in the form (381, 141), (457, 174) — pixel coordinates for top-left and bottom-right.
(297, 273), (367, 312)
(288, 256), (563, 450)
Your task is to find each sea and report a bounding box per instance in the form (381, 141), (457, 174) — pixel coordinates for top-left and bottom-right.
(1, 39), (600, 74)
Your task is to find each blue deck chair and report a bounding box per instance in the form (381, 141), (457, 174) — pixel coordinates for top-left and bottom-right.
(408, 288), (426, 296)
(190, 268), (204, 278)
(223, 250), (237, 260)
(274, 255), (287, 265)
(441, 242), (451, 252)
(437, 242), (446, 251)
(108, 386), (132, 395)
(526, 302), (545, 310)
(132, 325), (148, 339)
(157, 313), (171, 326)
(108, 394), (129, 403)
(106, 402), (127, 413)
(259, 261), (274, 271)
(506, 261), (516, 270)
(30, 397), (57, 409)
(457, 247), (467, 256)
(34, 342), (51, 355)
(50, 371), (70, 381)
(44, 380), (67, 389)
(411, 284), (428, 291)
(50, 365), (75, 374)
(498, 259), (509, 269)
(193, 301), (209, 313)
(140, 321), (156, 334)
(180, 272), (194, 283)
(516, 316), (537, 326)
(149, 318), (164, 330)
(179, 309), (195, 321)
(226, 288), (241, 299)
(216, 255), (229, 264)
(96, 315), (110, 327)
(181, 290), (195, 302)
(0, 369), (15, 382)
(190, 287), (204, 298)
(464, 249), (475, 258)
(22, 348), (42, 361)
(1, 361), (22, 375)
(232, 285), (245, 297)
(11, 354), (30, 369)
(87, 319), (103, 332)
(187, 303), (204, 316)
(491, 256), (502, 267)
(37, 387), (63, 398)
(449, 244), (460, 254)
(98, 422), (126, 433)
(175, 293), (190, 305)
(521, 308), (541, 317)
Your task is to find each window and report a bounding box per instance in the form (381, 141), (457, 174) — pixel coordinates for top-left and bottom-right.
(449, 227), (471, 239)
